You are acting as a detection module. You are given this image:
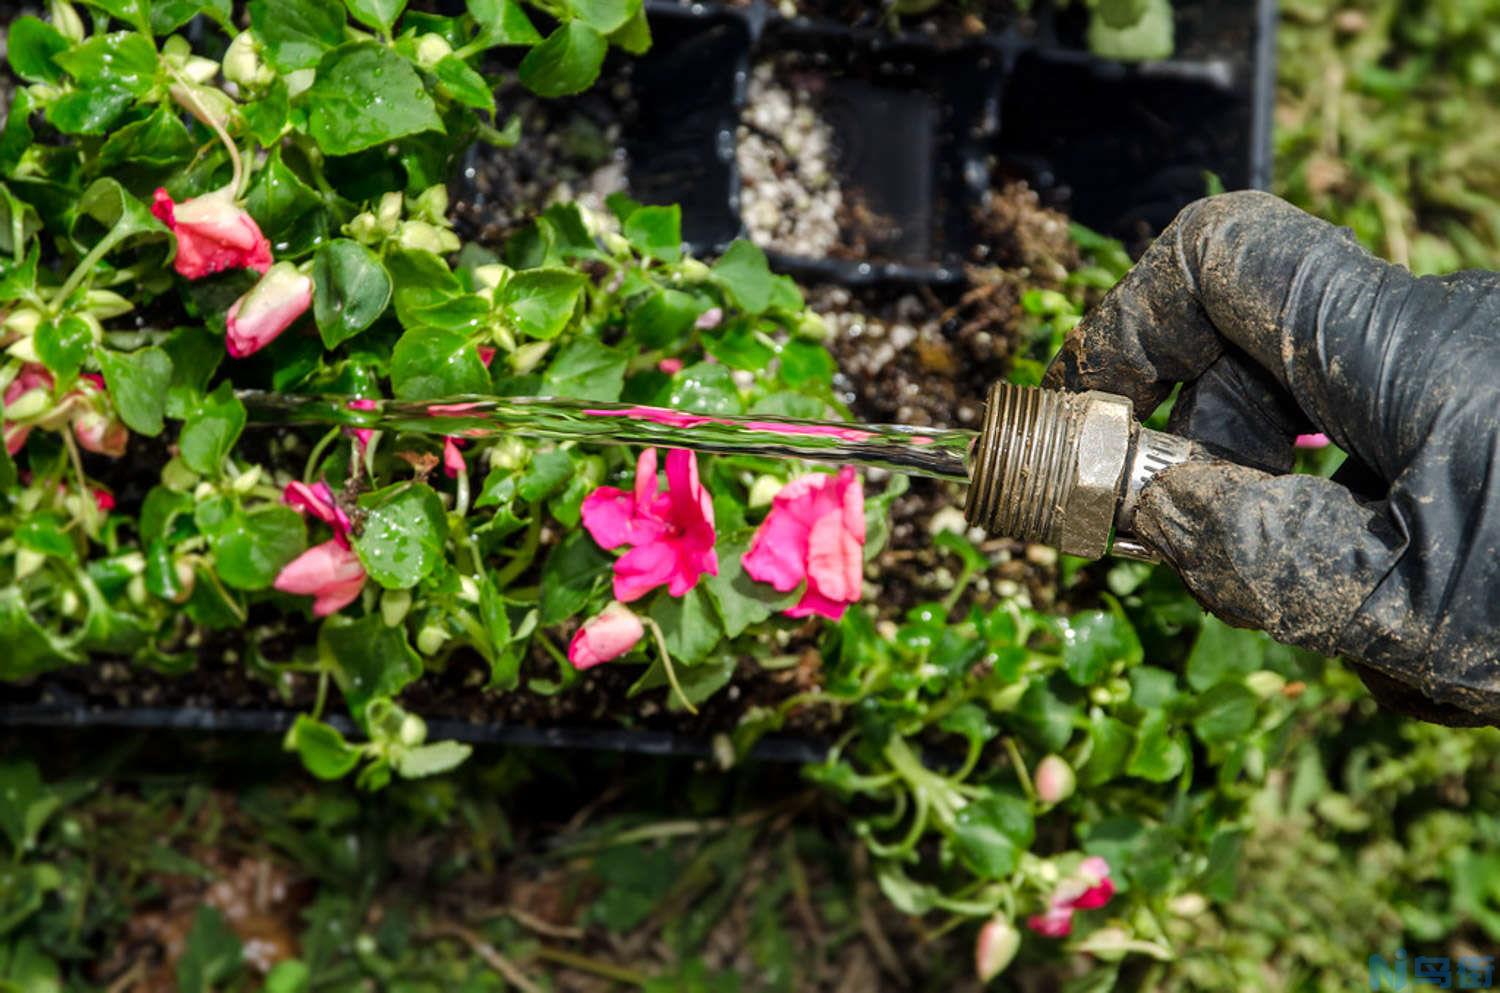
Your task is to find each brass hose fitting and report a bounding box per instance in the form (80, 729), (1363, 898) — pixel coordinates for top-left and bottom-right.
(963, 383), (1195, 561)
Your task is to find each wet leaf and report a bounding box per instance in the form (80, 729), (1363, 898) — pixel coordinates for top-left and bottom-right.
(312, 239), (392, 347)
(519, 21), (607, 98)
(307, 43), (445, 156)
(354, 482), (448, 589)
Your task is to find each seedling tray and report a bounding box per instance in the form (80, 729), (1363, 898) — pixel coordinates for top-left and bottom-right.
(459, 0), (1274, 283)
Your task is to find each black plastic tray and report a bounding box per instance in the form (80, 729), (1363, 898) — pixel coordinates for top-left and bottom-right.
(461, 0), (1276, 283)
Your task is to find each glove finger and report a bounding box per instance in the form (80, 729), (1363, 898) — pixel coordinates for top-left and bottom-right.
(1135, 460), (1404, 660)
(1166, 350), (1311, 475)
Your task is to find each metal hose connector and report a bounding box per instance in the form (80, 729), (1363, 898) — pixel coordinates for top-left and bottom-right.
(964, 383), (1192, 560)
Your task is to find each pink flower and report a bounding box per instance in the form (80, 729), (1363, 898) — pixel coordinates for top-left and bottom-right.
(742, 467), (865, 621)
(347, 398), (378, 454)
(226, 262), (313, 358)
(581, 448), (718, 602)
(584, 406), (715, 429)
(427, 401), (489, 416)
(567, 602), (645, 670)
(277, 480), (366, 616)
(478, 345), (497, 368)
(283, 481), (352, 542)
(151, 188), (272, 280)
(694, 307), (723, 330)
(658, 357), (684, 374)
(443, 436), (466, 478)
(3, 364), (53, 455)
(742, 421), (875, 442)
(1295, 433), (1330, 449)
(93, 488), (116, 512)
(71, 410), (129, 457)
(274, 540), (367, 616)
(1026, 856), (1115, 939)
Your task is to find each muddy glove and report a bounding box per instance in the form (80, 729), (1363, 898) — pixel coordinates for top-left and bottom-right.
(1044, 190), (1500, 726)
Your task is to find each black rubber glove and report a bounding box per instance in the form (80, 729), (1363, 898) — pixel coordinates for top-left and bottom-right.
(1044, 190), (1500, 726)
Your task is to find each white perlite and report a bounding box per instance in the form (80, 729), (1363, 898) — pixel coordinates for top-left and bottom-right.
(736, 62), (843, 258)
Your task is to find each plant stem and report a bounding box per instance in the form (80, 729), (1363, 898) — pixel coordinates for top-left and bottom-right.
(303, 426), (342, 485)
(644, 616), (697, 715)
(1003, 737), (1036, 802)
(533, 946), (648, 987)
(493, 508), (542, 587)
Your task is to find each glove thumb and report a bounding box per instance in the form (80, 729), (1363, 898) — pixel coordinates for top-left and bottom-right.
(1134, 460), (1404, 657)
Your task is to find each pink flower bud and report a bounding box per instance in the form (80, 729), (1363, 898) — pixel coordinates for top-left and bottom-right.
(273, 539), (367, 616)
(694, 307), (723, 330)
(226, 262), (313, 358)
(72, 409), (128, 457)
(1295, 433), (1330, 449)
(151, 188), (272, 280)
(567, 602), (645, 670)
(443, 436), (466, 478)
(658, 357), (684, 374)
(975, 917), (1020, 982)
(1034, 754), (1076, 805)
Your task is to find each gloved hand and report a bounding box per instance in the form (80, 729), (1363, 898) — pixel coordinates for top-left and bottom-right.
(1044, 190), (1500, 726)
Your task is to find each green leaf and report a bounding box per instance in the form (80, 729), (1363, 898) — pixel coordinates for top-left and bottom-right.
(53, 32), (157, 96)
(1080, 714), (1133, 788)
(568, 0), (639, 33)
(150, 0), (234, 34)
(704, 539), (797, 638)
(778, 339), (834, 388)
(7, 17), (69, 84)
(205, 505), (306, 591)
(1126, 712), (1187, 783)
(312, 239), (392, 347)
(45, 86), (133, 135)
(1185, 614), (1265, 692)
(391, 328), (492, 399)
(703, 321), (774, 371)
(467, 0), (542, 47)
(951, 791), (1034, 880)
(320, 614), (422, 716)
(79, 0), (151, 32)
(1061, 610), (1142, 686)
(540, 531), (610, 624)
(96, 346), (173, 436)
(501, 268), (586, 340)
(250, 0), (345, 71)
(286, 715), (362, 780)
(434, 54), (495, 111)
(518, 449), (573, 502)
(264, 961), (311, 993)
(0, 199), (40, 276)
(542, 338), (627, 401)
(73, 177), (172, 264)
(648, 586), (721, 664)
(0, 760), (59, 855)
(179, 383), (246, 477)
(608, 5), (651, 54)
(711, 240), (776, 314)
(243, 148), (326, 259)
(177, 907), (243, 993)
(354, 483), (447, 589)
(345, 0), (407, 32)
(243, 80), (291, 146)
(627, 288), (703, 349)
(518, 21), (607, 98)
(0, 589), (79, 679)
(35, 316), (93, 386)
(1191, 683), (1259, 745)
(96, 106), (195, 174)
(306, 43), (445, 156)
(668, 361), (741, 415)
(394, 740), (472, 778)
(622, 204), (680, 262)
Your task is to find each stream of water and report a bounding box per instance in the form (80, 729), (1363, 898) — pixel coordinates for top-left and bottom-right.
(238, 392), (975, 482)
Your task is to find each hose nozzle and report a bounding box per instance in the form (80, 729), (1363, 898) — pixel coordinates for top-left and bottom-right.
(963, 383), (1194, 561)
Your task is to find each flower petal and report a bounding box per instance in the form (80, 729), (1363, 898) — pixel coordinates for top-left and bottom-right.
(274, 540), (367, 616)
(567, 602), (644, 670)
(613, 540), (679, 602)
(806, 512), (862, 605)
(742, 505), (812, 592)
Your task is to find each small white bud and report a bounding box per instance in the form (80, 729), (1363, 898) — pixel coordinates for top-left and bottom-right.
(416, 624), (449, 655)
(510, 340), (551, 375)
(414, 33), (453, 69)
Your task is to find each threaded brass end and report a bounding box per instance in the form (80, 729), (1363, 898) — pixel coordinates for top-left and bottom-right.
(963, 383), (1085, 548)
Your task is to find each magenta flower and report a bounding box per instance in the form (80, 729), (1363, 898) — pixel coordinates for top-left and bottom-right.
(1026, 856), (1115, 938)
(1295, 433), (1330, 449)
(226, 262), (313, 358)
(658, 357), (684, 374)
(151, 188), (272, 280)
(347, 397), (378, 455)
(742, 467), (865, 621)
(567, 602), (645, 670)
(275, 481), (367, 617)
(274, 541), (367, 617)
(581, 448), (718, 602)
(443, 436), (466, 478)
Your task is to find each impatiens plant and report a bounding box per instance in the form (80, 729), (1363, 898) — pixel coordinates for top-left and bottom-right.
(0, 0), (1346, 986)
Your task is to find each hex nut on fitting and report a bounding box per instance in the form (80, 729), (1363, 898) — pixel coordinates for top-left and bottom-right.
(1057, 392), (1133, 559)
